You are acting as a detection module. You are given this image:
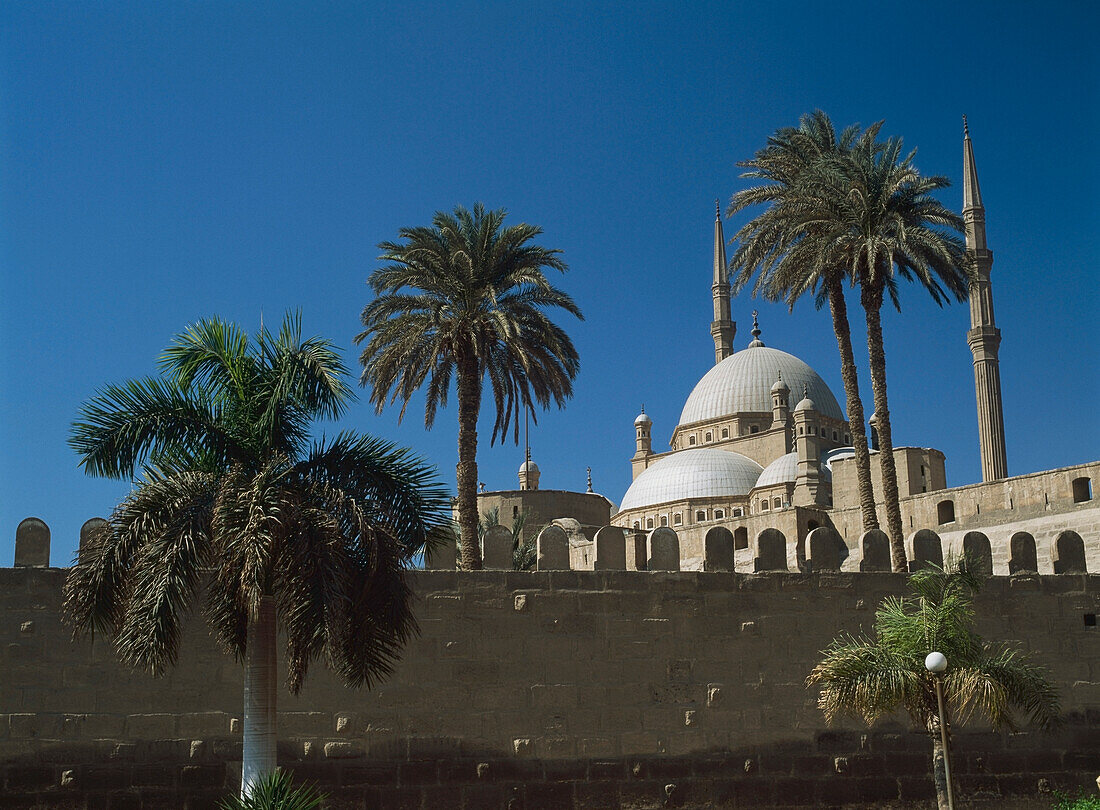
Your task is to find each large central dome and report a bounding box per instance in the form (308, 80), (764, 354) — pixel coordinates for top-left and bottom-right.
(620, 448), (763, 511)
(678, 344), (844, 425)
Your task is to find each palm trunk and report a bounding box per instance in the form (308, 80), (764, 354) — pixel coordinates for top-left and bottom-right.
(930, 732), (951, 810)
(455, 346), (483, 570)
(827, 282), (879, 532)
(242, 595), (277, 797)
(862, 286), (906, 572)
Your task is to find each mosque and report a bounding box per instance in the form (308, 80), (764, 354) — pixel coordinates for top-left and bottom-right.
(477, 124), (1099, 573)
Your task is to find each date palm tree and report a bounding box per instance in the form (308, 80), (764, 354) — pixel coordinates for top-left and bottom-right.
(356, 204), (582, 570)
(808, 562), (1059, 810)
(819, 132), (972, 570)
(65, 314), (449, 797)
(727, 111), (881, 538)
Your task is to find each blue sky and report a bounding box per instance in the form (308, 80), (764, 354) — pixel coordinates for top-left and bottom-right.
(2, 1), (1097, 566)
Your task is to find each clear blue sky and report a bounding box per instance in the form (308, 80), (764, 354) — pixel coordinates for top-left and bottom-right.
(2, 1), (1097, 566)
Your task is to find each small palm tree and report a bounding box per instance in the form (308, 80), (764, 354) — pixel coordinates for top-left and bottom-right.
(728, 111), (881, 538)
(219, 769), (324, 810)
(820, 131), (973, 571)
(357, 204), (582, 571)
(65, 314), (449, 797)
(808, 563), (1059, 810)
(478, 505), (536, 570)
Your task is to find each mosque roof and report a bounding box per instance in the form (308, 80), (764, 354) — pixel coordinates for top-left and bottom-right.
(678, 344), (844, 425)
(619, 448), (763, 511)
(754, 451), (833, 489)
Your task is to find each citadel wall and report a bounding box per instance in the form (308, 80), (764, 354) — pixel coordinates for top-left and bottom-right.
(2, 552), (1100, 808)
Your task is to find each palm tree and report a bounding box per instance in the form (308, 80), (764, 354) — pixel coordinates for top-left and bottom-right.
(65, 314), (449, 797)
(808, 562), (1059, 810)
(356, 204), (582, 571)
(817, 132), (973, 570)
(727, 111), (881, 537)
(478, 505), (536, 570)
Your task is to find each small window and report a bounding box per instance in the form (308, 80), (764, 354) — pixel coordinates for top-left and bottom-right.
(646, 518), (654, 529)
(772, 497), (781, 509)
(832, 430), (838, 441)
(633, 521), (640, 530)
(750, 425), (759, 434)
(731, 508), (742, 518)
(714, 509), (724, 519)
(696, 510), (706, 521)
(705, 432), (712, 442)
(799, 426), (804, 435)
(937, 500), (955, 525)
(660, 515), (668, 527)
(673, 513), (682, 526)
(734, 526), (748, 549)
(721, 428), (729, 439)
(1073, 477), (1093, 503)
(760, 500), (769, 512)
(513, 505), (519, 518)
(689, 436), (697, 446)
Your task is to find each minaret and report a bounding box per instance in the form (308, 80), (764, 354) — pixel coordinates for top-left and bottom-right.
(711, 200), (735, 363)
(963, 117), (1008, 481)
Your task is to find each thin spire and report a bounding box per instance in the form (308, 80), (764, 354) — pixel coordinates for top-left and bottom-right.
(962, 115), (984, 212)
(715, 198), (721, 221)
(586, 467), (593, 493)
(713, 200), (728, 285)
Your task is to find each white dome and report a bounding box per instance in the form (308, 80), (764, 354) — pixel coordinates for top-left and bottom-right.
(634, 411), (652, 426)
(519, 460), (540, 473)
(678, 345), (844, 425)
(619, 449), (763, 511)
(754, 452), (833, 488)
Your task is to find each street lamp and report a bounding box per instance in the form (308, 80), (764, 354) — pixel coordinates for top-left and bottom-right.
(925, 651), (955, 810)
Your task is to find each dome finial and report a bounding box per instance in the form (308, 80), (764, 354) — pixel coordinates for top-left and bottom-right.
(715, 198), (721, 221)
(747, 310), (765, 347)
(586, 466), (593, 493)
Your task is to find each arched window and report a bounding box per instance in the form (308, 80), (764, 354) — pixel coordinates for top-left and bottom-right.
(760, 500), (769, 512)
(660, 515), (668, 527)
(798, 426), (804, 435)
(721, 428), (729, 439)
(937, 500), (955, 525)
(772, 497), (781, 509)
(696, 510), (706, 522)
(646, 518), (654, 529)
(673, 513), (682, 526)
(734, 526), (749, 549)
(705, 432), (712, 443)
(732, 508), (742, 518)
(689, 435), (697, 446)
(832, 430), (838, 441)
(714, 509), (724, 519)
(1073, 477), (1093, 503)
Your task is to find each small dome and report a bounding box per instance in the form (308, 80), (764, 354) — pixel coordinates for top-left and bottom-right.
(519, 460), (540, 474)
(771, 376), (790, 395)
(794, 396), (816, 413)
(679, 345), (844, 426)
(754, 452), (833, 488)
(634, 411), (652, 426)
(619, 448), (763, 511)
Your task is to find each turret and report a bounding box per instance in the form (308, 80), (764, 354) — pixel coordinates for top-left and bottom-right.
(710, 201), (736, 363)
(771, 371), (790, 428)
(963, 117), (1008, 481)
(518, 459), (540, 491)
(792, 387), (825, 506)
(633, 407), (653, 458)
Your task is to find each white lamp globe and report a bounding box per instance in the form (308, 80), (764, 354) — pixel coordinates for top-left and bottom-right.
(925, 651), (948, 673)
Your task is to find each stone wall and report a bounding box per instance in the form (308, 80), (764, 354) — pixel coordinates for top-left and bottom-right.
(2, 566), (1100, 808)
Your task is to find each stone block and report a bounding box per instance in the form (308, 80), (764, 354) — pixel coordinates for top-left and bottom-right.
(1053, 530), (1087, 574)
(647, 528), (680, 572)
(323, 741), (365, 759)
(14, 518), (50, 568)
(703, 527), (735, 572)
(962, 531), (993, 576)
(424, 536), (457, 570)
(125, 714), (177, 739)
(78, 518), (108, 565)
(593, 526), (626, 571)
(906, 529), (943, 571)
(859, 529), (891, 572)
(1010, 531), (1038, 574)
(482, 526), (513, 570)
(536, 526), (570, 571)
(753, 528), (788, 572)
(807, 526), (843, 572)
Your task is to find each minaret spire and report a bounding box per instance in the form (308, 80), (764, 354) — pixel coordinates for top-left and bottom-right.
(710, 200), (735, 363)
(963, 118), (1008, 481)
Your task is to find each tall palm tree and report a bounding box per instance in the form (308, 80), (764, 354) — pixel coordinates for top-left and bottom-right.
(65, 314), (449, 797)
(808, 562), (1059, 810)
(817, 132), (972, 570)
(727, 111), (881, 537)
(356, 204), (582, 571)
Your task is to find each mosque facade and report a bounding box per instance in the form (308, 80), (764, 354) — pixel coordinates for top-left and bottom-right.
(478, 125), (1099, 573)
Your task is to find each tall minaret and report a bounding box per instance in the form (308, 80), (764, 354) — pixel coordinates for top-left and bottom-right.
(711, 200), (735, 363)
(963, 117), (1008, 481)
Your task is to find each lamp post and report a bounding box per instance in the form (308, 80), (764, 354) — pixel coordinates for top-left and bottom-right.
(925, 651), (955, 810)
